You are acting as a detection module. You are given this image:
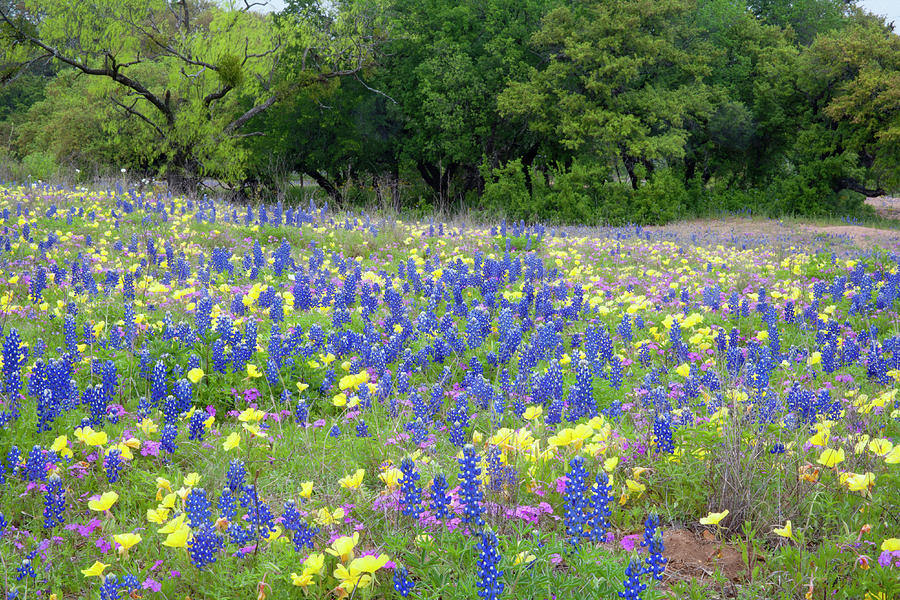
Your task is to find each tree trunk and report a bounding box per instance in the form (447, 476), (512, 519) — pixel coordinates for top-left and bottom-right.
(622, 153), (640, 190)
(521, 144), (540, 195)
(304, 169), (343, 204)
(832, 177), (885, 197)
(417, 161), (456, 210)
(167, 150), (201, 196)
(684, 157), (696, 185)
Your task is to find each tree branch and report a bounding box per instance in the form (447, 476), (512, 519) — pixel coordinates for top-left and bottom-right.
(109, 97), (167, 138)
(204, 85), (233, 106)
(834, 177), (886, 197)
(0, 8), (175, 125)
(224, 94), (279, 134)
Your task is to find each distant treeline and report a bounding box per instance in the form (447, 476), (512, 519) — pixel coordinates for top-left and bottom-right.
(0, 0), (898, 223)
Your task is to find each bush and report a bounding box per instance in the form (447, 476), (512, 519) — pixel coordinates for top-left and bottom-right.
(628, 169), (689, 224)
(22, 151), (57, 181)
(482, 159), (694, 225)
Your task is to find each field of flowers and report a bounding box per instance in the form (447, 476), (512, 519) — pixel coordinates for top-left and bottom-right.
(0, 183), (899, 600)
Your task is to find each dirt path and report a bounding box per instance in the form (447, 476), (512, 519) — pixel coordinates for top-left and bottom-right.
(866, 196), (900, 219)
(644, 215), (900, 251)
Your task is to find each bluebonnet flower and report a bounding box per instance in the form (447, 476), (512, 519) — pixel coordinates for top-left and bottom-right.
(3, 328), (22, 400)
(189, 524), (224, 569)
(212, 338), (227, 374)
(610, 357), (624, 390)
(121, 573), (140, 593)
(173, 378), (192, 414)
(160, 423), (178, 454)
(588, 472), (613, 542)
(63, 314), (79, 360)
(6, 446), (21, 479)
(240, 485), (278, 540)
(188, 410), (207, 442)
(150, 360), (168, 407)
(43, 473), (66, 528)
(400, 457), (422, 519)
(295, 399), (309, 424)
(218, 487), (238, 521)
(282, 501), (319, 552)
(618, 559), (646, 600)
(406, 418), (428, 445)
(564, 456), (590, 545)
(355, 420), (369, 437)
(641, 514), (666, 580)
(546, 399), (563, 426)
(617, 314), (632, 342)
(105, 449), (123, 483)
(16, 556), (37, 581)
(185, 488), (212, 527)
(393, 566), (416, 598)
(458, 445), (484, 528)
(449, 419), (467, 447)
(195, 296), (212, 337)
(430, 473), (451, 519)
(226, 459), (247, 492)
(328, 424), (340, 437)
(475, 530), (504, 600)
(486, 445), (516, 492)
(653, 416), (674, 454)
(24, 444), (47, 482)
(100, 573), (122, 600)
(0, 511), (6, 537)
(84, 384), (106, 428)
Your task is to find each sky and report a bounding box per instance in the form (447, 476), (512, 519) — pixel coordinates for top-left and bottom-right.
(859, 0), (900, 28)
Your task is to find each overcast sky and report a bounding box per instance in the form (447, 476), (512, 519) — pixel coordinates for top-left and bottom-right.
(859, 0), (900, 27)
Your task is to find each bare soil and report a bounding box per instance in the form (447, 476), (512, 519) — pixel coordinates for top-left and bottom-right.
(865, 196), (900, 219)
(662, 528), (747, 583)
(646, 214), (900, 251)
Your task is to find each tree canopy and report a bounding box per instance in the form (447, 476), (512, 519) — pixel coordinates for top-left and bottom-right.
(0, 0), (898, 223)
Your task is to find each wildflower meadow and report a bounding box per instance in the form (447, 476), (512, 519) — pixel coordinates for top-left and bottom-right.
(1, 183), (899, 599)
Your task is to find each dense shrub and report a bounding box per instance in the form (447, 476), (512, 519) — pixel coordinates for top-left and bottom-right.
(22, 151), (57, 181)
(482, 160), (692, 225)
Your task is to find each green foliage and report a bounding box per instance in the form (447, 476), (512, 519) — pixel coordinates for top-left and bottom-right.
(0, 0), (897, 221)
(217, 54), (245, 89)
(482, 159), (689, 225)
(747, 0), (852, 45)
(21, 150), (56, 179)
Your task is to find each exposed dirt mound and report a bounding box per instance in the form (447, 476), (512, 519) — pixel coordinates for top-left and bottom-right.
(866, 196), (900, 219)
(662, 528), (746, 582)
(644, 215), (900, 250)
(797, 223), (900, 249)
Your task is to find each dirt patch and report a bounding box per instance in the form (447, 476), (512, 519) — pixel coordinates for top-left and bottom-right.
(797, 223), (900, 250)
(866, 196), (900, 219)
(662, 528), (746, 582)
(642, 215), (900, 251)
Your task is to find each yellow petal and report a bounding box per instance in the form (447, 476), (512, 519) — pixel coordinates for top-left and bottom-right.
(773, 521), (793, 539)
(88, 491), (119, 512)
(114, 533), (142, 551)
(162, 524), (191, 548)
(223, 432), (241, 451)
(700, 509), (729, 526)
(80, 561), (109, 578)
(187, 368), (205, 384)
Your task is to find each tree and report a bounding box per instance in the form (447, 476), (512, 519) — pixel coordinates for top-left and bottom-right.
(795, 21), (900, 197)
(746, 0), (854, 45)
(680, 0), (800, 188)
(379, 0), (555, 208)
(0, 0), (382, 190)
(499, 0), (715, 189)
